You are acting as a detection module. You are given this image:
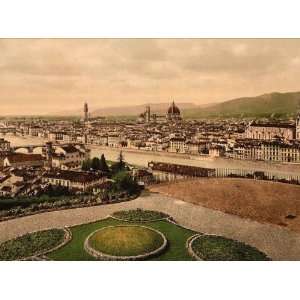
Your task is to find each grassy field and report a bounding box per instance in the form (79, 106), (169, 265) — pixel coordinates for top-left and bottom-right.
(150, 178), (300, 232)
(0, 229), (65, 260)
(89, 226), (164, 256)
(191, 235), (270, 261)
(48, 218), (195, 261)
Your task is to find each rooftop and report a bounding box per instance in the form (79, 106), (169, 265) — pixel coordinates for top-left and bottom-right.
(44, 170), (104, 183)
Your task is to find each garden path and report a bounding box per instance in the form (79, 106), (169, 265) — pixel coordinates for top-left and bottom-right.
(0, 193), (299, 260)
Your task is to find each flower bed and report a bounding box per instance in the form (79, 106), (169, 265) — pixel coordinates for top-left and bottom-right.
(0, 229), (66, 260)
(111, 209), (170, 222)
(190, 234), (270, 261)
(84, 225), (167, 260)
(0, 193), (140, 223)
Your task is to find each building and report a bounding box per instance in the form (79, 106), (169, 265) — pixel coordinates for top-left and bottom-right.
(43, 170), (105, 192)
(168, 137), (186, 153)
(185, 141), (208, 155)
(137, 105), (157, 123)
(166, 101), (182, 122)
(244, 121), (295, 141)
(49, 131), (64, 142)
(51, 144), (90, 170)
(148, 161), (215, 182)
(209, 145), (225, 157)
(296, 113), (300, 140)
(107, 134), (121, 147)
(230, 140), (300, 162)
(0, 138), (10, 152)
(3, 153), (45, 168)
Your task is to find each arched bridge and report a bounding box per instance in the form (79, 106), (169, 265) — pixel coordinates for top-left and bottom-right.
(11, 142), (85, 154)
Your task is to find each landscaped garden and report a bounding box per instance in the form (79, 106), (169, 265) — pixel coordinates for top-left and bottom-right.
(0, 209), (271, 261)
(0, 229), (66, 260)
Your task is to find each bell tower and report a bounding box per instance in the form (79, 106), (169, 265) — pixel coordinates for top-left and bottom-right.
(84, 102), (89, 122)
(296, 112), (300, 140)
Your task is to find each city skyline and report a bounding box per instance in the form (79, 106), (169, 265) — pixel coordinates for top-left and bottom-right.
(1, 39), (300, 115)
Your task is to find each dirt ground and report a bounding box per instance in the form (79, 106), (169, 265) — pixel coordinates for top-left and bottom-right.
(150, 178), (300, 232)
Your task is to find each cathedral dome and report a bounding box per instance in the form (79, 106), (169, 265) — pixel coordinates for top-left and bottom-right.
(167, 101), (181, 115)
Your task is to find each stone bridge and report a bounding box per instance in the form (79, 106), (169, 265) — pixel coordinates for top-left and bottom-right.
(12, 142), (84, 154)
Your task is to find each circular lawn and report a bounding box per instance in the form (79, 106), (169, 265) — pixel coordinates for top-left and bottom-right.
(85, 225), (167, 260)
(190, 235), (270, 261)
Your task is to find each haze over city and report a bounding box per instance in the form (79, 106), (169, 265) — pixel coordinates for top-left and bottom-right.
(1, 39), (300, 115)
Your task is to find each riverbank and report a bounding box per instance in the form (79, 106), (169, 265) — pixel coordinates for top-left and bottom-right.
(90, 145), (300, 175)
(4, 134), (300, 175)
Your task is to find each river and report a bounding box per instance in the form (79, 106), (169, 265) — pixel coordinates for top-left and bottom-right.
(3, 134), (300, 175)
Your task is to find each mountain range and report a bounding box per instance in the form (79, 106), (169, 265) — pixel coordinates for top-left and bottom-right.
(182, 91), (300, 119)
(54, 91), (300, 119)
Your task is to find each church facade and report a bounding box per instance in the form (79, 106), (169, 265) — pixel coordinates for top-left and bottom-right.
(245, 114), (300, 141)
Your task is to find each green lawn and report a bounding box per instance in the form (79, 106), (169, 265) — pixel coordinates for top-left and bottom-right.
(89, 225), (164, 256)
(48, 218), (195, 261)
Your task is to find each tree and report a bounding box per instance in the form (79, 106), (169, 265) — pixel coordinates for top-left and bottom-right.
(112, 171), (139, 194)
(111, 151), (127, 174)
(91, 157), (101, 171)
(99, 154), (109, 173)
(82, 158), (92, 171)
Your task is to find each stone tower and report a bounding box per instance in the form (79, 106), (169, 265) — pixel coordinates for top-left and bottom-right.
(84, 102), (89, 122)
(45, 141), (54, 168)
(296, 112), (300, 140)
(145, 105), (151, 123)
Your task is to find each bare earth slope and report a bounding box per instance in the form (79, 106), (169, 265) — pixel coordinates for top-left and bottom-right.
(150, 178), (300, 232)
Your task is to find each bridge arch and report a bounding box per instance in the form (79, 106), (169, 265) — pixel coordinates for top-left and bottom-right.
(15, 147), (30, 154)
(32, 146), (44, 154)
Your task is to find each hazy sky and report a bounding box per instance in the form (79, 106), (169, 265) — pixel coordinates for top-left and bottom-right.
(1, 39), (300, 115)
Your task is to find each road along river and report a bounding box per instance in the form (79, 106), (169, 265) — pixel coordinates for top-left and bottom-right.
(3, 134), (300, 175)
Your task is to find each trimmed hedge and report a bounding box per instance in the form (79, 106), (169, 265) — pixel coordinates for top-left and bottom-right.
(0, 229), (65, 260)
(191, 235), (270, 261)
(112, 209), (169, 222)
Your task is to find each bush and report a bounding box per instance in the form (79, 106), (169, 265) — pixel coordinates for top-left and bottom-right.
(112, 171), (139, 194)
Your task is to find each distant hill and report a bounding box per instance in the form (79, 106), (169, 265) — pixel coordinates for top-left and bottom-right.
(91, 102), (197, 117)
(183, 91), (300, 119)
(54, 102), (198, 117)
(53, 91), (300, 120)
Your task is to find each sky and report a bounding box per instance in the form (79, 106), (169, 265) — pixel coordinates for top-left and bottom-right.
(1, 39), (300, 115)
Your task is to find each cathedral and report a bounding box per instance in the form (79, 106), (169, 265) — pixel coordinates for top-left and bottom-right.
(137, 101), (182, 123)
(166, 101), (182, 121)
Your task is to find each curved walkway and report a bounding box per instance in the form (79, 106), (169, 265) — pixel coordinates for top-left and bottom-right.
(0, 193), (300, 260)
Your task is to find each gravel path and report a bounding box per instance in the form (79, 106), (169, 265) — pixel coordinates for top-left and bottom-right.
(0, 193), (300, 260)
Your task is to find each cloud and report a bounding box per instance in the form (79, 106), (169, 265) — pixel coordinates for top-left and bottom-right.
(1, 39), (300, 114)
